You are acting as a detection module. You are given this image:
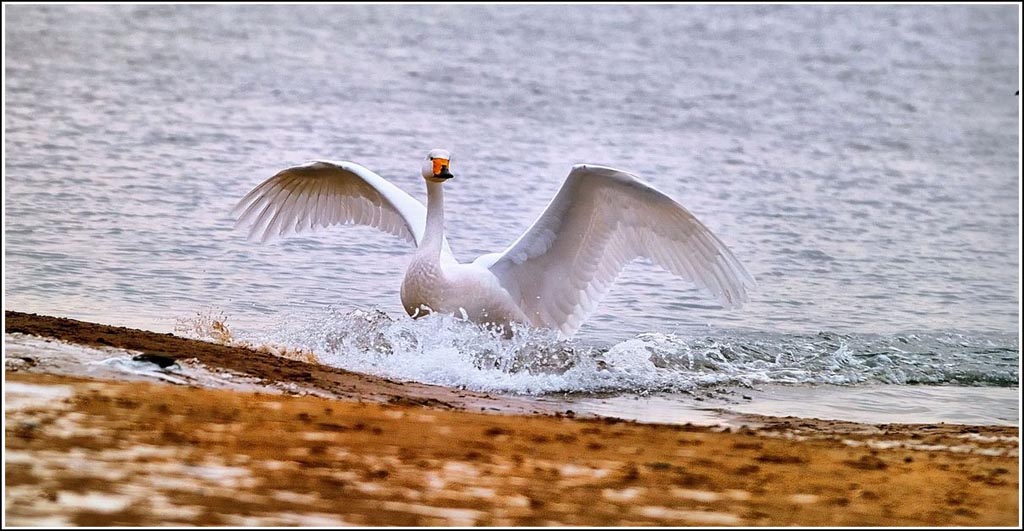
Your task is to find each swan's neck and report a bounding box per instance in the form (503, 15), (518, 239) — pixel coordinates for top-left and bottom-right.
(420, 181), (446, 258)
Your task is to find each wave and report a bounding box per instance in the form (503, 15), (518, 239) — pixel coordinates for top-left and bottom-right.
(234, 307), (1020, 396)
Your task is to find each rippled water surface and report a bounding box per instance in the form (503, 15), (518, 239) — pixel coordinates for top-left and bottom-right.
(4, 5), (1020, 421)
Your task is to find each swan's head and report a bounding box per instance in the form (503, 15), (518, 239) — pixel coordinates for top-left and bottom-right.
(422, 148), (454, 183)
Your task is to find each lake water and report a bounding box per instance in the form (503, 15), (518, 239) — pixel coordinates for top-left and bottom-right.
(4, 5), (1020, 424)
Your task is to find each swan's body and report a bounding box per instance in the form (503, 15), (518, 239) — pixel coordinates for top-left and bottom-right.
(233, 150), (755, 337)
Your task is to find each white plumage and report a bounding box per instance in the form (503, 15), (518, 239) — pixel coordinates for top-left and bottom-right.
(232, 150), (755, 337)
(233, 160), (426, 244)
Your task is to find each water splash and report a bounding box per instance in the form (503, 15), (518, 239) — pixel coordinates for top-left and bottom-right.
(174, 310), (234, 345)
(235, 307), (1020, 396)
(175, 308), (319, 364)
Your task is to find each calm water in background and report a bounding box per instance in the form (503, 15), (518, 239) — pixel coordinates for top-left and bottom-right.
(4, 5), (1020, 420)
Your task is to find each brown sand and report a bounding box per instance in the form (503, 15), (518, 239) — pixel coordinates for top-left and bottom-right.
(4, 311), (1021, 526)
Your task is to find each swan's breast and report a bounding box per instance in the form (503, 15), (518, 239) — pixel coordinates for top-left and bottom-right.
(400, 259), (528, 327)
(400, 256), (446, 317)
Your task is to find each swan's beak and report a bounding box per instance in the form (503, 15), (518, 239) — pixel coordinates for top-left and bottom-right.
(431, 158), (454, 181)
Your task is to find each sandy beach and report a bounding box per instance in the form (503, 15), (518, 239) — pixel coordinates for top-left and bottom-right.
(4, 311), (1021, 526)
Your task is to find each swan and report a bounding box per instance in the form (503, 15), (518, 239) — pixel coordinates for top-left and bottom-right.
(232, 149), (756, 337)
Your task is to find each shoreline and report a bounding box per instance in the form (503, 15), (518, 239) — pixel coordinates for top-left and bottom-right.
(4, 311), (553, 416)
(4, 311), (1021, 526)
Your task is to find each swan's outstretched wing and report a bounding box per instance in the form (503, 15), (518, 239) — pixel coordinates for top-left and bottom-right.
(232, 161), (427, 245)
(487, 164), (756, 336)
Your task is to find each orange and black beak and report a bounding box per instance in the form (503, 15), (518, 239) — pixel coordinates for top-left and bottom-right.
(430, 158), (454, 181)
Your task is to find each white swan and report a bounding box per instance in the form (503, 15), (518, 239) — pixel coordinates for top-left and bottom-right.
(232, 149), (756, 337)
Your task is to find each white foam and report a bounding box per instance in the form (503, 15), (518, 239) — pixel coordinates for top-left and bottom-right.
(4, 333), (274, 395)
(247, 309), (1019, 400)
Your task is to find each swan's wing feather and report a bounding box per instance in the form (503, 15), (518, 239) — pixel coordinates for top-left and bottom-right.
(232, 160), (427, 245)
(488, 164), (756, 336)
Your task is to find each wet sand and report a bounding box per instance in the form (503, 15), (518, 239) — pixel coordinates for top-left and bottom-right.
(4, 311), (1021, 526)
